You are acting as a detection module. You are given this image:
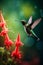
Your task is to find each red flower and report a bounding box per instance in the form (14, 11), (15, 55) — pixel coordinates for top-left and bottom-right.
(15, 34), (24, 47)
(11, 34), (23, 59)
(0, 27), (8, 36)
(0, 11), (6, 26)
(0, 22), (5, 28)
(0, 12), (7, 36)
(11, 47), (22, 59)
(4, 34), (13, 49)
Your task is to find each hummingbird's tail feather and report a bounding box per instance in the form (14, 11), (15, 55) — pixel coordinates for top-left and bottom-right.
(30, 30), (40, 41)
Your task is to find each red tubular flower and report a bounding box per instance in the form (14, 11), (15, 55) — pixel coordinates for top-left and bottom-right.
(11, 34), (23, 60)
(15, 34), (24, 47)
(11, 47), (22, 59)
(0, 11), (6, 26)
(0, 22), (5, 28)
(0, 27), (8, 36)
(4, 34), (13, 49)
(0, 11), (8, 36)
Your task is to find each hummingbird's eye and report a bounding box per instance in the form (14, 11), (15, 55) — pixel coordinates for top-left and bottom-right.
(21, 21), (26, 25)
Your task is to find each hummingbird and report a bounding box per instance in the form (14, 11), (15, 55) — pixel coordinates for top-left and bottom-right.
(21, 16), (41, 41)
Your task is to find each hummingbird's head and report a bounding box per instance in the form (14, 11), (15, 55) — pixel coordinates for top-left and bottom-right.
(21, 20), (26, 26)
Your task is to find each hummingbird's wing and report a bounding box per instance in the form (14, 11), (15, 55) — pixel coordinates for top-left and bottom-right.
(26, 16), (32, 26)
(31, 18), (41, 29)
